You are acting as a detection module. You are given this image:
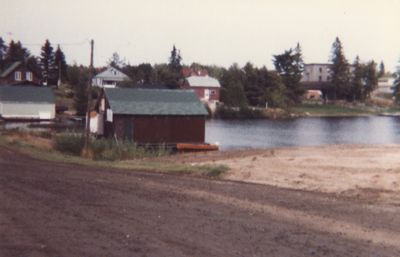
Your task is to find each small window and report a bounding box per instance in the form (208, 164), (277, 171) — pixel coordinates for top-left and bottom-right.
(319, 76), (322, 81)
(14, 71), (22, 81)
(210, 90), (216, 95)
(26, 72), (32, 81)
(319, 67), (323, 73)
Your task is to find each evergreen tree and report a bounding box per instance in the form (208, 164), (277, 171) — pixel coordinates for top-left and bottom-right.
(362, 61), (378, 99)
(351, 56), (364, 101)
(68, 64), (90, 116)
(273, 43), (304, 103)
(378, 61), (385, 77)
(159, 45), (182, 89)
(54, 45), (68, 84)
(0, 37), (6, 70)
(243, 62), (264, 106)
(168, 45), (182, 72)
(220, 63), (247, 107)
(40, 39), (55, 85)
(329, 37), (351, 100)
(4, 40), (30, 66)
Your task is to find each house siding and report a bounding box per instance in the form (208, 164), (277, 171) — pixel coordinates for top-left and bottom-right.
(110, 114), (205, 144)
(0, 66), (41, 85)
(0, 102), (55, 119)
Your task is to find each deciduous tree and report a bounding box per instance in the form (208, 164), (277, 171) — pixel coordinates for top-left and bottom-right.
(273, 43), (304, 103)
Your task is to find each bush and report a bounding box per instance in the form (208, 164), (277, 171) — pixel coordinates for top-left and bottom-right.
(54, 132), (84, 155)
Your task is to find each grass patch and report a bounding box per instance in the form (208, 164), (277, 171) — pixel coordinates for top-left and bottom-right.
(0, 130), (228, 178)
(197, 164), (230, 177)
(291, 103), (373, 116)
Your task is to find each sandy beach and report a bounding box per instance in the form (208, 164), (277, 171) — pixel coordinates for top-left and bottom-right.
(169, 144), (400, 205)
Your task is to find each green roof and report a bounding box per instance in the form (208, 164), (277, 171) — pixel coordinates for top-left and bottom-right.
(0, 86), (55, 103)
(105, 88), (208, 116)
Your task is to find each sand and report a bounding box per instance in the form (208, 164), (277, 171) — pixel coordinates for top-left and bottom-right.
(192, 145), (400, 204)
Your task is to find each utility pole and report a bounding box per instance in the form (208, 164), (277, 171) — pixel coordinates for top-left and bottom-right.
(83, 39), (94, 157)
(57, 44), (62, 87)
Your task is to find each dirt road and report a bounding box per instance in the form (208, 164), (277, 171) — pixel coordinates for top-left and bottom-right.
(1, 146), (400, 256)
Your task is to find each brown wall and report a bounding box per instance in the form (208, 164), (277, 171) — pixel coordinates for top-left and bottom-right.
(0, 66), (41, 85)
(111, 115), (205, 144)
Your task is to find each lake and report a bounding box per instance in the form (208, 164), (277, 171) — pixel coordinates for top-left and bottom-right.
(206, 116), (400, 150)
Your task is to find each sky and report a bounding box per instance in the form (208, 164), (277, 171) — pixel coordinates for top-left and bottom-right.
(1, 0), (400, 71)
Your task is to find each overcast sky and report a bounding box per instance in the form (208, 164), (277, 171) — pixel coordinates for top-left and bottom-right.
(1, 0), (399, 71)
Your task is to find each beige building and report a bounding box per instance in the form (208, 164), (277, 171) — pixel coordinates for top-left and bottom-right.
(301, 63), (331, 83)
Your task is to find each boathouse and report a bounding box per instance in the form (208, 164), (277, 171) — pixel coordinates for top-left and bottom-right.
(93, 88), (208, 144)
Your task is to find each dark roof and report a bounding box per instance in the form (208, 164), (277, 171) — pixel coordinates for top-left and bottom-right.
(105, 88), (208, 116)
(0, 62), (22, 78)
(0, 86), (55, 103)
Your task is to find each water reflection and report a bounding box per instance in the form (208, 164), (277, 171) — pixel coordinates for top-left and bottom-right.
(206, 117), (400, 150)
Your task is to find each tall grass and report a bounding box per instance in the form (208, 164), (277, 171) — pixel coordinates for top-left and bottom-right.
(54, 133), (171, 161)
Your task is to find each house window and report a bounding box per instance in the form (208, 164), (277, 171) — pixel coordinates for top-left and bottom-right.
(210, 90), (216, 95)
(319, 76), (322, 81)
(26, 72), (33, 81)
(14, 71), (22, 81)
(319, 67), (323, 73)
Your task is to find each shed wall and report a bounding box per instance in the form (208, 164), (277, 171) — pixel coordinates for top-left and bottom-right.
(0, 102), (55, 119)
(112, 115), (205, 144)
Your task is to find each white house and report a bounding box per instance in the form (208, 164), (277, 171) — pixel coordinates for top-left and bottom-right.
(373, 75), (395, 95)
(92, 67), (130, 88)
(0, 86), (55, 120)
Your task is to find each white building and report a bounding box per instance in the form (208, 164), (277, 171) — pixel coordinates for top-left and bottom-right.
(0, 86), (55, 120)
(301, 63), (331, 83)
(373, 75), (395, 95)
(92, 67), (130, 88)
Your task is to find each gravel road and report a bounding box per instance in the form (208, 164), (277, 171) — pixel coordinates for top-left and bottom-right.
(1, 146), (400, 256)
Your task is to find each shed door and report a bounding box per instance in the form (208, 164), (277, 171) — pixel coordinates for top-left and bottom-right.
(123, 119), (133, 140)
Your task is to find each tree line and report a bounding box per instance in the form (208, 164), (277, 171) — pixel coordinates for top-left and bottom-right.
(1, 37), (398, 111)
(0, 37), (68, 85)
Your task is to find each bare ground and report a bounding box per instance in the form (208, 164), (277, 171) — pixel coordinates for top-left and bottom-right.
(2, 145), (400, 256)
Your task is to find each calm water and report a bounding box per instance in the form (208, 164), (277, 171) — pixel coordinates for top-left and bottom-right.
(206, 116), (400, 150)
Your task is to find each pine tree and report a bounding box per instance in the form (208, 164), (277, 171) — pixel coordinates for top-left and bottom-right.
(163, 45), (182, 89)
(4, 40), (30, 66)
(351, 56), (364, 101)
(40, 39), (55, 85)
(329, 37), (351, 100)
(0, 37), (7, 70)
(363, 61), (378, 99)
(168, 45), (182, 72)
(54, 45), (68, 84)
(378, 61), (385, 77)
